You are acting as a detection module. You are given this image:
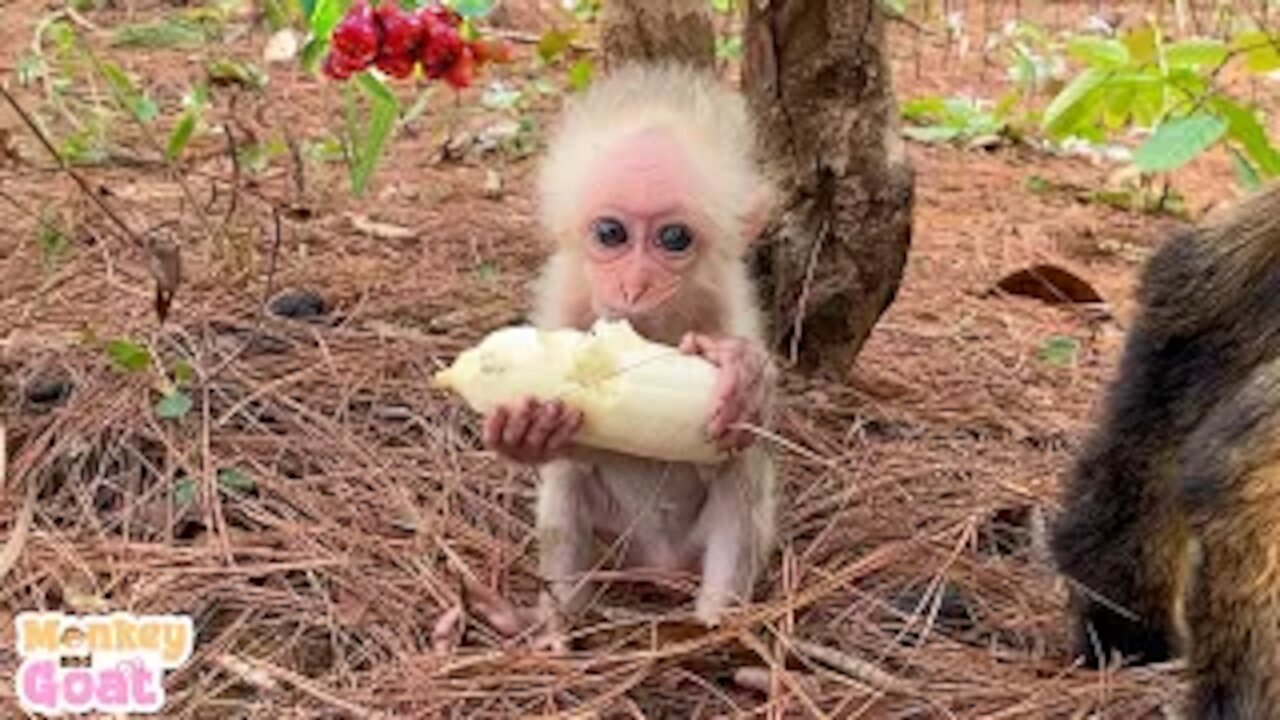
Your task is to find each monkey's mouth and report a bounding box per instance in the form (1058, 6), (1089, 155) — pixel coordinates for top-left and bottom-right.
(597, 304), (664, 324)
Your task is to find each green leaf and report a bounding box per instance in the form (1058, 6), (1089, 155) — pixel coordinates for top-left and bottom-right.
(167, 112), (198, 160)
(1066, 36), (1129, 68)
(99, 61), (158, 123)
(1008, 50), (1038, 91)
(1122, 26), (1158, 65)
(1163, 67), (1209, 104)
(1133, 113), (1227, 173)
(1211, 96), (1280, 176)
(16, 53), (45, 86)
(306, 0), (343, 34)
(217, 468), (255, 492)
(537, 28), (575, 63)
(903, 125), (963, 143)
(172, 359), (196, 384)
(356, 69), (396, 105)
(475, 261), (500, 282)
(1164, 38), (1228, 69)
(1103, 83), (1136, 130)
(155, 390), (194, 420)
(174, 476), (197, 506)
(99, 61), (136, 93)
(1232, 30), (1280, 74)
(1230, 147), (1263, 190)
(206, 58), (268, 90)
(111, 19), (209, 49)
(302, 0), (344, 70)
(1129, 73), (1166, 127)
(902, 96), (948, 121)
(263, 0), (290, 30)
(106, 339), (150, 372)
(711, 0), (734, 12)
(567, 58), (593, 92)
(35, 212), (69, 271)
(1041, 68), (1110, 139)
(448, 0), (495, 18)
(301, 36), (329, 71)
(350, 72), (399, 195)
(1039, 336), (1080, 367)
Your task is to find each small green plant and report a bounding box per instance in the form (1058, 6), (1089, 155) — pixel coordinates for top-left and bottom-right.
(35, 211), (71, 271)
(901, 95), (1015, 146)
(105, 339), (151, 373)
(1039, 335), (1081, 367)
(1041, 24), (1280, 187)
(154, 390), (193, 420)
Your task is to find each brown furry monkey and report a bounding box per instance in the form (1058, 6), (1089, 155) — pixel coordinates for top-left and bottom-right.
(479, 62), (778, 648)
(1051, 183), (1280, 718)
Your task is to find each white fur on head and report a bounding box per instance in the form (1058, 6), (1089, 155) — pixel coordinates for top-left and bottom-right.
(535, 61), (772, 258)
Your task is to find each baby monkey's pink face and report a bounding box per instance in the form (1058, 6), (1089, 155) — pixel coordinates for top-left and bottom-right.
(578, 128), (715, 321)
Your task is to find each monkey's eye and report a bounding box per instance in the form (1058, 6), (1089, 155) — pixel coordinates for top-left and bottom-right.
(592, 218), (629, 248)
(656, 224), (694, 254)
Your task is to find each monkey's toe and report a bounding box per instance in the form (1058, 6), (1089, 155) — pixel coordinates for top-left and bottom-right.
(1075, 602), (1176, 668)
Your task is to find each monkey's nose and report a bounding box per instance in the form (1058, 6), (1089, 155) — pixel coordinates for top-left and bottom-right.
(620, 279), (652, 306)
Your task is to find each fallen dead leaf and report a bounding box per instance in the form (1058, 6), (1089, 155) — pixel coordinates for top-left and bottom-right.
(993, 263), (1106, 305)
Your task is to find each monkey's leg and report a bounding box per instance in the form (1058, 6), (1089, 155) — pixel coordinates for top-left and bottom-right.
(1051, 437), (1189, 666)
(693, 448), (777, 627)
(1180, 366), (1280, 719)
(534, 459), (597, 649)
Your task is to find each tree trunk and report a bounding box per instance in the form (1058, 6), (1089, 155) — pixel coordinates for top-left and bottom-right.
(598, 0), (716, 71)
(744, 0), (914, 375)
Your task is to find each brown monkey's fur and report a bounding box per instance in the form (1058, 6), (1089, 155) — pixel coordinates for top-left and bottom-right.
(1051, 183), (1280, 718)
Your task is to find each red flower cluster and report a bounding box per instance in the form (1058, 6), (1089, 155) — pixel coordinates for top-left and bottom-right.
(323, 2), (512, 88)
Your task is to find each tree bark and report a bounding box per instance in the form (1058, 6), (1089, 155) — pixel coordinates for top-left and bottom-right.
(744, 0), (914, 375)
(598, 0), (716, 71)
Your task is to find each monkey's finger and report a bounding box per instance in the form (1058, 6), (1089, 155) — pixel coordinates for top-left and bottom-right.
(678, 333), (702, 355)
(484, 407), (510, 449)
(709, 360), (745, 436)
(525, 400), (563, 454)
(502, 397), (537, 447)
(727, 426), (755, 451)
(683, 333), (725, 363)
(546, 408), (583, 452)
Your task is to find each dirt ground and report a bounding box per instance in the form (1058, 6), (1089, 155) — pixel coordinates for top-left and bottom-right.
(1, 0), (1274, 717)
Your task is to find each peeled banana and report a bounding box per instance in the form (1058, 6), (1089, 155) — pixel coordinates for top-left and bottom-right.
(433, 319), (725, 464)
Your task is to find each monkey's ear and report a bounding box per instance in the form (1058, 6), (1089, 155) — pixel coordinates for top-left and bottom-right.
(741, 183), (777, 244)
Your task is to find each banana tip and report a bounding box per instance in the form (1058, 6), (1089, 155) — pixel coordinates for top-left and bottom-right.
(431, 368), (454, 390)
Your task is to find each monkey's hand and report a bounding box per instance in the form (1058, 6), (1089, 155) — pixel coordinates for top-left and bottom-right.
(483, 397), (585, 465)
(679, 334), (776, 452)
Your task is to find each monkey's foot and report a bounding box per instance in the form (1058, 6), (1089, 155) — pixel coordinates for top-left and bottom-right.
(1073, 600), (1176, 668)
(460, 579), (574, 653)
(694, 592), (734, 628)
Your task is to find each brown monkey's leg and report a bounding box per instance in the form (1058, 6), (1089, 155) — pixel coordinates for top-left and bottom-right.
(1181, 364), (1280, 719)
(1051, 437), (1188, 667)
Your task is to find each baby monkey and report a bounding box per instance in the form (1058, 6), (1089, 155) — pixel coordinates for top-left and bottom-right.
(481, 62), (779, 646)
(1052, 184), (1280, 718)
